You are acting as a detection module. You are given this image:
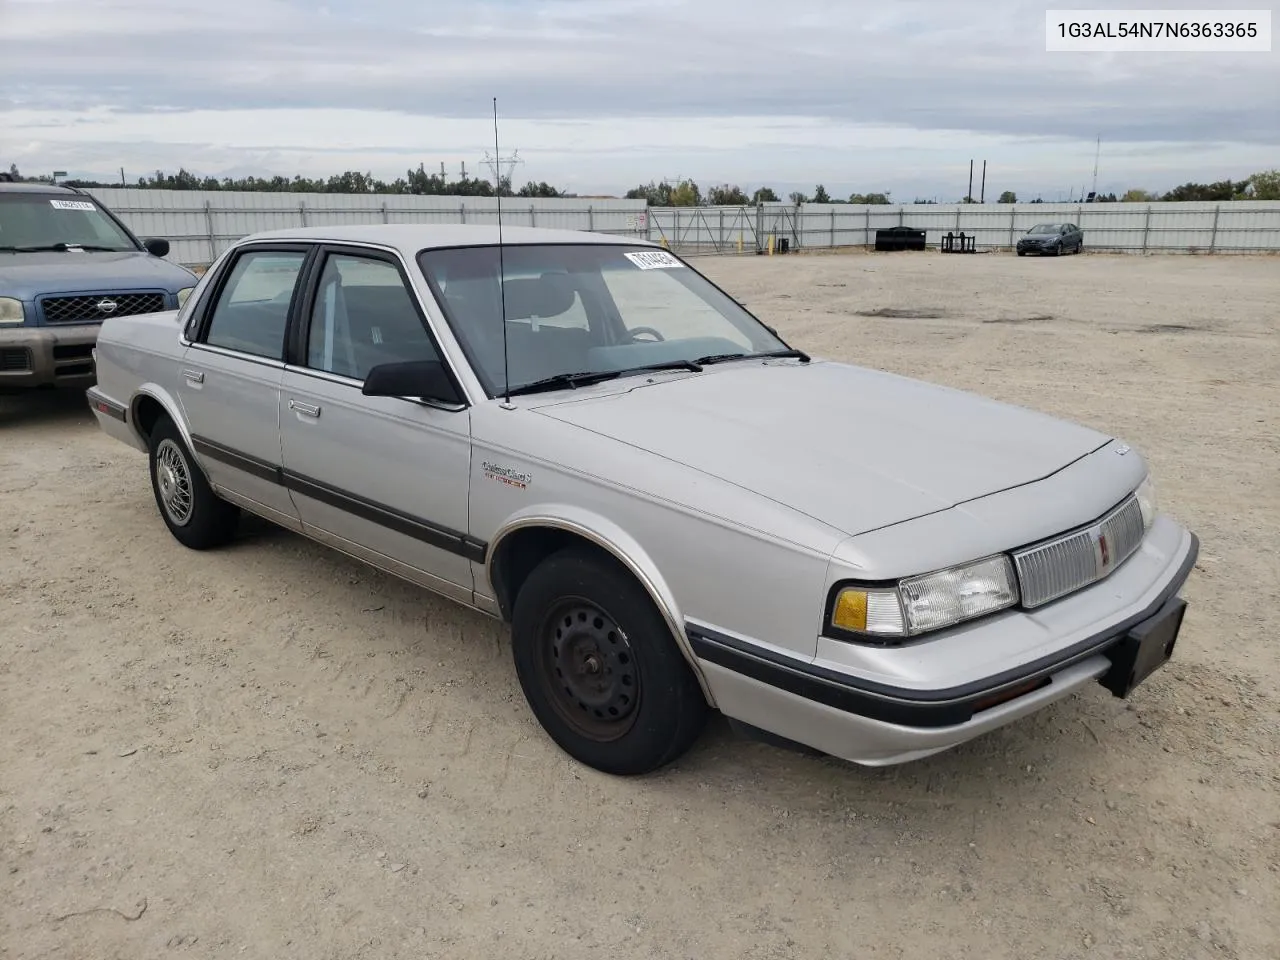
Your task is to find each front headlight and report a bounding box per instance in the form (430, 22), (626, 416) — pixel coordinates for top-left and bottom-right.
(176, 287), (196, 307)
(830, 554), (1020, 641)
(0, 297), (26, 325)
(1135, 473), (1157, 530)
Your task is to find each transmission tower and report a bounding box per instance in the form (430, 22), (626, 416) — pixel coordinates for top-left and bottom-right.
(482, 148), (523, 191)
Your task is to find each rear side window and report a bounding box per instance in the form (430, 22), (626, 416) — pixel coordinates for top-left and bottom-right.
(204, 251), (306, 360)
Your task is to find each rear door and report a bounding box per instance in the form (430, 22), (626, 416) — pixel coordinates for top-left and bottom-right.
(178, 244), (314, 527)
(277, 245), (477, 603)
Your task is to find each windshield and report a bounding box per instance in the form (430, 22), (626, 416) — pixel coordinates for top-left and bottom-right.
(1028, 224), (1062, 235)
(417, 243), (789, 396)
(0, 193), (138, 251)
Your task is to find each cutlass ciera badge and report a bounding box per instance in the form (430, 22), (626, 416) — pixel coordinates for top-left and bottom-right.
(482, 461), (531, 490)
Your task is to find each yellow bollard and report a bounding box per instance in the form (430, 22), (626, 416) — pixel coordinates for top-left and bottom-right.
(737, 232), (743, 254)
(767, 234), (775, 256)
(661, 237), (669, 249)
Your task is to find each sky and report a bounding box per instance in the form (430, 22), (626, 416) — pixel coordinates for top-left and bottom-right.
(1, 0), (1277, 200)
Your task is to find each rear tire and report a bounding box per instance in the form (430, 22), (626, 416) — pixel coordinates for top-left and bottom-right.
(148, 415), (240, 549)
(511, 548), (708, 775)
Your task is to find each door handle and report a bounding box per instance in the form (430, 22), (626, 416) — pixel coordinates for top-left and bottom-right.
(289, 399), (321, 418)
(182, 368), (204, 384)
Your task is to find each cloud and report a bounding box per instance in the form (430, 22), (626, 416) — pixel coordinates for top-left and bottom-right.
(2, 0), (1276, 196)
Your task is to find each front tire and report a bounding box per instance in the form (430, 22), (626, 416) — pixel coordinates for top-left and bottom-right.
(511, 548), (708, 775)
(148, 415), (240, 549)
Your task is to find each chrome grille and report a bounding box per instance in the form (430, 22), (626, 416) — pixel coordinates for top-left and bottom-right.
(1013, 495), (1146, 608)
(40, 292), (166, 324)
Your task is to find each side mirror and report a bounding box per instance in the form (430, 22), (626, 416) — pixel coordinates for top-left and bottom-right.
(362, 359), (462, 405)
(143, 237), (170, 257)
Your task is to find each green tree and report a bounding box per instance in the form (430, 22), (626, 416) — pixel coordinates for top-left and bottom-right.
(517, 181), (563, 198)
(811, 184), (831, 203)
(1245, 168), (1280, 200)
(998, 190), (1017, 203)
(1161, 179), (1247, 202)
(788, 191), (807, 205)
(707, 184), (750, 205)
(624, 180), (675, 205)
(849, 192), (892, 204)
(752, 186), (779, 203)
(669, 179), (701, 206)
(1121, 188), (1155, 202)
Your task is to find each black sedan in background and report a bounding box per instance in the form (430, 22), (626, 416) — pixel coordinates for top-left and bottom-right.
(1016, 222), (1084, 256)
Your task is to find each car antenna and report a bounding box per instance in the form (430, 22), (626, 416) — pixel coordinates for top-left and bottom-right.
(494, 97), (514, 410)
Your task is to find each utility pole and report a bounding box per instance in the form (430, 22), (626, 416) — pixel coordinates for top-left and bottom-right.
(1090, 134), (1101, 199)
(980, 160), (987, 203)
(967, 159), (974, 202)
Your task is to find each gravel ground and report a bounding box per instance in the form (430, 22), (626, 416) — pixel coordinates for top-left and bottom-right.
(2, 249), (1277, 960)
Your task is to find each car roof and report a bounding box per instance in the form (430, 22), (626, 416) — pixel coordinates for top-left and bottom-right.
(239, 223), (660, 252)
(0, 182), (84, 195)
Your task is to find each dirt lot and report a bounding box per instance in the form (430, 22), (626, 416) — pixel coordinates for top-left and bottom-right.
(3, 250), (1278, 960)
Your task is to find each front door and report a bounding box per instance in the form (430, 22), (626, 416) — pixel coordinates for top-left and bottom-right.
(278, 246), (475, 603)
(178, 245), (312, 527)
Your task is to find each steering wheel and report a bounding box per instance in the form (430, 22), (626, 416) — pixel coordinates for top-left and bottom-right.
(628, 326), (665, 342)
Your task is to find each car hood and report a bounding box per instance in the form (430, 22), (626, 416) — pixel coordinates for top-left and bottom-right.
(530, 360), (1112, 537)
(0, 250), (196, 299)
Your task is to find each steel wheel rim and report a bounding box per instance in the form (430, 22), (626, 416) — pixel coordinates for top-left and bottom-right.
(537, 598), (641, 742)
(155, 438), (194, 526)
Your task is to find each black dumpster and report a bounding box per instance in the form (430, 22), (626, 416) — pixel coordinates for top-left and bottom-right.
(874, 226), (926, 252)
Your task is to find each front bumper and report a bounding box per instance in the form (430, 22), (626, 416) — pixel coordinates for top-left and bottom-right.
(688, 519), (1198, 765)
(0, 324), (100, 390)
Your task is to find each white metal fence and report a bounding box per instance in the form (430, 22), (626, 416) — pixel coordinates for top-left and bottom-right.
(83, 188), (649, 267)
(647, 201), (1280, 256)
(84, 188), (1280, 266)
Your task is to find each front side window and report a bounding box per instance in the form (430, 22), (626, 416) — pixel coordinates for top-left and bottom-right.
(417, 244), (787, 396)
(0, 193), (137, 251)
(306, 253), (440, 381)
(203, 250), (306, 359)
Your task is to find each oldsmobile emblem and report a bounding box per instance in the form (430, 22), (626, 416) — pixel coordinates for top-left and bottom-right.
(482, 460), (531, 490)
(95, 299), (119, 314)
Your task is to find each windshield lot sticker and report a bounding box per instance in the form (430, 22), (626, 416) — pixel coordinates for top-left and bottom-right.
(483, 461), (531, 490)
(49, 199), (97, 211)
(624, 251), (685, 270)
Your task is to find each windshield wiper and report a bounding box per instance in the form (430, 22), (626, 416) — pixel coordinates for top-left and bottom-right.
(694, 348), (811, 365)
(506, 359), (703, 397)
(0, 242), (125, 253)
